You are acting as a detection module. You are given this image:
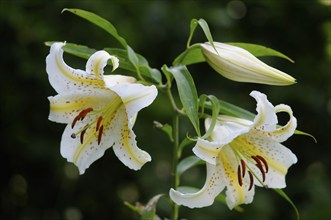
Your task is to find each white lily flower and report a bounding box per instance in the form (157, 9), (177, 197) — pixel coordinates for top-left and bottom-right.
(46, 42), (158, 174)
(201, 42), (296, 85)
(170, 91), (297, 209)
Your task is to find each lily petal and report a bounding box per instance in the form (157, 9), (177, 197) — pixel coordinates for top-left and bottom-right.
(48, 89), (115, 124)
(60, 103), (151, 174)
(111, 105), (151, 170)
(85, 50), (119, 79)
(234, 134), (298, 188)
(110, 84), (158, 126)
(104, 75), (137, 88)
(211, 116), (251, 145)
(218, 145), (255, 209)
(170, 163), (225, 208)
(193, 138), (222, 165)
(250, 90), (277, 132)
(270, 104), (297, 142)
(46, 42), (104, 94)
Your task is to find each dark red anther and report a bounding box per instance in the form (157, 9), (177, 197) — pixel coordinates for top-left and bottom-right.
(96, 116), (103, 131)
(98, 125), (104, 145)
(248, 171), (254, 191)
(237, 165), (243, 186)
(72, 115), (80, 129)
(80, 107), (93, 121)
(71, 108), (93, 128)
(256, 155), (269, 173)
(240, 159), (246, 178)
(252, 156), (266, 182)
(80, 129), (87, 144)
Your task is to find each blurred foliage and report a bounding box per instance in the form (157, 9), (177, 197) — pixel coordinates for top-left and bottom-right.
(0, 0), (330, 219)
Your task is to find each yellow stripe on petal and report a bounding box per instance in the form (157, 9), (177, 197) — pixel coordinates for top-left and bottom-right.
(234, 136), (287, 175)
(54, 45), (104, 86)
(112, 106), (151, 170)
(219, 151), (245, 204)
(46, 43), (104, 94)
(48, 95), (92, 124)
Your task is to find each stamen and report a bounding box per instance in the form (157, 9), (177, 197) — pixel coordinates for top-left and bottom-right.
(96, 116), (103, 131)
(80, 129), (87, 144)
(252, 156), (266, 182)
(71, 108), (94, 128)
(256, 155), (269, 173)
(71, 115), (80, 129)
(98, 125), (104, 145)
(248, 171), (254, 191)
(80, 108), (93, 121)
(240, 159), (246, 178)
(237, 165), (243, 186)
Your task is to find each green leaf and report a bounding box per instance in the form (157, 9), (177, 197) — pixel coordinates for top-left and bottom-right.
(104, 48), (136, 72)
(187, 18), (215, 50)
(200, 95), (221, 139)
(45, 41), (96, 60)
(178, 137), (194, 158)
(106, 48), (162, 83)
(227, 42), (294, 63)
(294, 130), (317, 143)
(218, 99), (255, 121)
(273, 188), (300, 220)
(196, 18), (216, 50)
(173, 44), (206, 66)
(162, 65), (200, 135)
(63, 8), (128, 48)
(153, 121), (173, 142)
(127, 45), (140, 68)
(177, 156), (203, 176)
(142, 194), (164, 220)
(124, 195), (164, 220)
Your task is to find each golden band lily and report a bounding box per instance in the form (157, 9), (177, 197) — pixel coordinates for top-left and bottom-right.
(46, 42), (158, 174)
(201, 42), (296, 85)
(170, 91), (297, 209)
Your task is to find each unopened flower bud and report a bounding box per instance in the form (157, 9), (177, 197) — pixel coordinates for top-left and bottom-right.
(201, 42), (296, 85)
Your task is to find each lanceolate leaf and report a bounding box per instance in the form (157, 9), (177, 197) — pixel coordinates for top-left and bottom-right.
(217, 99), (255, 121)
(45, 41), (96, 60)
(63, 8), (128, 48)
(173, 44), (205, 66)
(177, 156), (203, 176)
(227, 42), (294, 63)
(273, 189), (300, 220)
(162, 65), (200, 135)
(187, 18), (216, 50)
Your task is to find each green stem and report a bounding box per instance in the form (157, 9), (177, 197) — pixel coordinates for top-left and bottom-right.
(171, 113), (180, 220)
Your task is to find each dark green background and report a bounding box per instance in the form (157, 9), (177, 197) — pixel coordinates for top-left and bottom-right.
(1, 0), (330, 219)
